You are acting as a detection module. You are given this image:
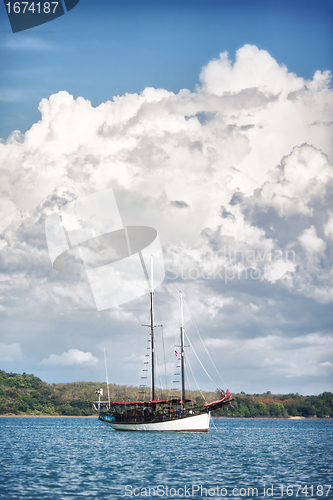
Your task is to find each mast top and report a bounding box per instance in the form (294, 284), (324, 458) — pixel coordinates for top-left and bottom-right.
(150, 254), (154, 293)
(180, 291), (184, 328)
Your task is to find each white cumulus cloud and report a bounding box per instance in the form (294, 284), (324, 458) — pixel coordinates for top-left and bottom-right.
(40, 349), (98, 366)
(199, 44), (305, 96)
(0, 45), (332, 392)
(298, 226), (327, 256)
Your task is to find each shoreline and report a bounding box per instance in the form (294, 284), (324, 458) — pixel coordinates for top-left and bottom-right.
(1, 414), (331, 419)
(0, 414), (97, 417)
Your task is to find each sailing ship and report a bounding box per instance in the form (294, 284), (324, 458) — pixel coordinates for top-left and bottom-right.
(96, 259), (233, 432)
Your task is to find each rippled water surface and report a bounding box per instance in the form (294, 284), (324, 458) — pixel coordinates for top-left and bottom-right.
(0, 417), (332, 499)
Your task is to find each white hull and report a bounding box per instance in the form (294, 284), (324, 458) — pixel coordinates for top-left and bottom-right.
(101, 412), (210, 432)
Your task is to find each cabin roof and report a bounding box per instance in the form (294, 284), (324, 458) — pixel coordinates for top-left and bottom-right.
(109, 398), (192, 406)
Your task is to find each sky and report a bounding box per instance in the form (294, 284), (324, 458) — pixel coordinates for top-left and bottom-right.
(0, 0), (332, 396)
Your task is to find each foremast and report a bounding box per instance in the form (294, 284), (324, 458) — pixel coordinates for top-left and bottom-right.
(149, 264), (186, 408)
(179, 291), (186, 407)
(150, 256), (155, 402)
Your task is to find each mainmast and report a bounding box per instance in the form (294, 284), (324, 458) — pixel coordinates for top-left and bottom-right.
(150, 256), (155, 402)
(180, 291), (185, 406)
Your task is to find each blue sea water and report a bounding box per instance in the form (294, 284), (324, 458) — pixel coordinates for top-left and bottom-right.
(0, 417), (332, 500)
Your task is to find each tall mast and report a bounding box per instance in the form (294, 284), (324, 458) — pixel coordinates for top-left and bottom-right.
(180, 291), (185, 406)
(150, 256), (155, 401)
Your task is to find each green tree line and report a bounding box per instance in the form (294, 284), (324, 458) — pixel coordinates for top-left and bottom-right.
(214, 391), (333, 418)
(0, 370), (332, 418)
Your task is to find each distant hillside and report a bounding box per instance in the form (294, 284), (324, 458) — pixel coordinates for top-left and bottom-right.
(217, 391), (332, 418)
(0, 370), (332, 418)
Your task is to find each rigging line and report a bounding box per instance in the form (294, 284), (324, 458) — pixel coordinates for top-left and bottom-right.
(167, 319), (182, 400)
(138, 319), (148, 400)
(103, 347), (111, 409)
(183, 295), (228, 390)
(184, 330), (221, 390)
(138, 327), (150, 401)
(155, 291), (168, 390)
(152, 298), (162, 395)
(160, 324), (168, 391)
(170, 348), (180, 400)
(137, 338), (144, 401)
(161, 288), (194, 400)
(211, 416), (219, 432)
(162, 275), (229, 390)
(164, 338), (175, 402)
(184, 357), (192, 394)
(155, 351), (165, 395)
(184, 343), (206, 402)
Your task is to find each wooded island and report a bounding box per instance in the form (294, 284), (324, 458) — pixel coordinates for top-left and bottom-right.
(1, 370), (331, 418)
